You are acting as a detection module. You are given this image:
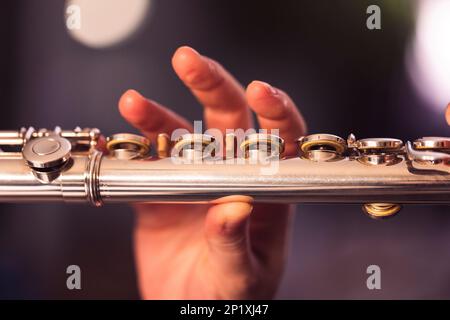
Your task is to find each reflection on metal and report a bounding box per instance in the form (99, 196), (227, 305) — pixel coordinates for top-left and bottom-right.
(241, 133), (284, 161)
(297, 133), (346, 162)
(0, 128), (449, 221)
(413, 137), (450, 151)
(172, 133), (217, 162)
(106, 133), (150, 160)
(354, 138), (403, 166)
(406, 141), (450, 164)
(363, 203), (402, 220)
(157, 133), (171, 158)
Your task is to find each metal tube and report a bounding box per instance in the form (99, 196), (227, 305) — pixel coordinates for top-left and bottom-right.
(97, 157), (450, 204)
(0, 155), (449, 204)
(1, 155), (450, 204)
(1, 129), (449, 207)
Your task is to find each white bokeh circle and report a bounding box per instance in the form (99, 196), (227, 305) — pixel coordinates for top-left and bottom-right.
(65, 0), (151, 49)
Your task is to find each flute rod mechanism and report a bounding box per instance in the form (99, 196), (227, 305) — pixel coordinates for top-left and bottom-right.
(0, 127), (449, 219)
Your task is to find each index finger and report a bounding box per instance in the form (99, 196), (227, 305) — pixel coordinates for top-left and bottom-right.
(118, 89), (193, 141)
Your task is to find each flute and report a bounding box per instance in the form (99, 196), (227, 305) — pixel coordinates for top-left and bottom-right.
(0, 126), (449, 219)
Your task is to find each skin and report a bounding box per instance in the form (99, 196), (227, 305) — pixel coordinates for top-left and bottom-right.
(447, 103), (450, 126)
(118, 45), (306, 299)
(119, 46), (450, 300)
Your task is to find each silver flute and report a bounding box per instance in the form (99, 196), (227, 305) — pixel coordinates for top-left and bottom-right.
(0, 127), (449, 219)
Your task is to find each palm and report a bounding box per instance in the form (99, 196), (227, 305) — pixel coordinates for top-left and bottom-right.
(134, 203), (292, 299)
(119, 46), (306, 299)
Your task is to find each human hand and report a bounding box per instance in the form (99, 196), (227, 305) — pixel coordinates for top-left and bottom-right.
(118, 46), (306, 299)
(446, 103), (450, 125)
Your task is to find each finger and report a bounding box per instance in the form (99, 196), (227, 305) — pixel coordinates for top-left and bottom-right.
(245, 81), (305, 265)
(204, 202), (255, 279)
(172, 46), (253, 131)
(446, 103), (450, 125)
(249, 204), (294, 268)
(119, 89), (193, 141)
(246, 80), (307, 156)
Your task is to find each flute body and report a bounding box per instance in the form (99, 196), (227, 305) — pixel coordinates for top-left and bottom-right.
(0, 127), (449, 218)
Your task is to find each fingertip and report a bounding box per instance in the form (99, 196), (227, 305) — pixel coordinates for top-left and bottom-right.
(246, 80), (278, 101)
(206, 202), (253, 239)
(118, 89), (153, 128)
(172, 46), (202, 76)
(246, 81), (290, 120)
(173, 45), (200, 60)
(118, 89), (145, 113)
(172, 46), (221, 90)
(205, 202), (254, 280)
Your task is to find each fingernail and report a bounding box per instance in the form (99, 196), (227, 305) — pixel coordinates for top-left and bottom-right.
(188, 46), (200, 56)
(177, 45), (201, 58)
(125, 89), (144, 99)
(120, 89), (143, 109)
(253, 80), (278, 96)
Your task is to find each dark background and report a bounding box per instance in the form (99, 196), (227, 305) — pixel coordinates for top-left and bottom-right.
(0, 0), (449, 299)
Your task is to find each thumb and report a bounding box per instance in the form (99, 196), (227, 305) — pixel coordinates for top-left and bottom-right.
(204, 201), (254, 276)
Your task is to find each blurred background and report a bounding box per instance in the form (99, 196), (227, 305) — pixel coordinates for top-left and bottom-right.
(0, 0), (449, 299)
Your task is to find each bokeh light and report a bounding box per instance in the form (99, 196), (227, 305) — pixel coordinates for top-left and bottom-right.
(65, 0), (151, 49)
(407, 0), (450, 113)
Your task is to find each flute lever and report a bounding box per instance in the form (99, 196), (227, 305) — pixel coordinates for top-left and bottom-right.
(406, 141), (450, 164)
